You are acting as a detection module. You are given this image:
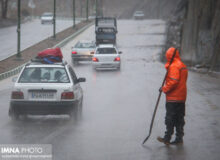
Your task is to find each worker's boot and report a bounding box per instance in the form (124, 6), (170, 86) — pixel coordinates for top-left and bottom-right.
(171, 126), (184, 145)
(158, 116), (174, 145)
(170, 137), (183, 145)
(157, 136), (170, 145)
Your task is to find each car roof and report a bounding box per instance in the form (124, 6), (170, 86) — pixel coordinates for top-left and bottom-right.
(25, 59), (67, 68)
(77, 40), (94, 43)
(42, 12), (53, 15)
(97, 44), (115, 48)
(26, 64), (65, 68)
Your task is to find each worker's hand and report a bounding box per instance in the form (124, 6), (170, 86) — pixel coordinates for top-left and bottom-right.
(159, 87), (162, 92)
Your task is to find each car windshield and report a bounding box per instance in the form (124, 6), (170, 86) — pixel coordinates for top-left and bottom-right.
(42, 13), (53, 17)
(135, 11), (143, 14)
(75, 42), (95, 48)
(96, 48), (117, 54)
(18, 67), (70, 83)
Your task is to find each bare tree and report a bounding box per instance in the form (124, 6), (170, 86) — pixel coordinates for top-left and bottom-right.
(0, 0), (9, 19)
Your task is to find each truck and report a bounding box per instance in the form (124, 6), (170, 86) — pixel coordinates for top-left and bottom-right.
(95, 17), (117, 45)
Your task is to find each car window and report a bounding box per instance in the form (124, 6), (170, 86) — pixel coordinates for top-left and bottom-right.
(18, 67), (70, 83)
(75, 42), (95, 48)
(96, 48), (117, 54)
(68, 66), (78, 84)
(135, 11), (143, 14)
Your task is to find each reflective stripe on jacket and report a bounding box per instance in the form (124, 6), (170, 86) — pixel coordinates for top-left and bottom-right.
(162, 47), (188, 102)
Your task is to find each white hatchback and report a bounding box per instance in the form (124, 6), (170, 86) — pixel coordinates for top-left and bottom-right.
(9, 61), (86, 120)
(92, 44), (122, 70)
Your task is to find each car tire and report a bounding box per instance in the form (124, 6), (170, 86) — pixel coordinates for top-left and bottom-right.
(72, 59), (78, 65)
(9, 108), (19, 120)
(69, 99), (82, 120)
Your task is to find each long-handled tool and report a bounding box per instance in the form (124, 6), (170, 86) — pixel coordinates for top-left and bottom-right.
(142, 48), (177, 144)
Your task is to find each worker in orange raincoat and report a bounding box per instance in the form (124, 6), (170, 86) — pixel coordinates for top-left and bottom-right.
(157, 47), (188, 145)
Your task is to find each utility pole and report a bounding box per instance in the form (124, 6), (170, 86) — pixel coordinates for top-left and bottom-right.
(17, 0), (21, 58)
(86, 0), (89, 21)
(73, 0), (75, 27)
(53, 0), (56, 38)
(95, 0), (98, 17)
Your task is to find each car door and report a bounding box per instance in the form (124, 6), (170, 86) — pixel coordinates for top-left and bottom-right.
(68, 66), (82, 102)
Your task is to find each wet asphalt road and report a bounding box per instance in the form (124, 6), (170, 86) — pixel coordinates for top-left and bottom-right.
(0, 19), (78, 61)
(0, 20), (220, 160)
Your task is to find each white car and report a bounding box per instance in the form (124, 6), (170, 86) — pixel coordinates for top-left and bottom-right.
(71, 40), (96, 64)
(133, 11), (145, 20)
(9, 60), (86, 120)
(92, 44), (122, 70)
(41, 12), (53, 24)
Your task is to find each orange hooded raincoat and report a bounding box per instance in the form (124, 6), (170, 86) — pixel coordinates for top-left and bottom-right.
(162, 47), (188, 102)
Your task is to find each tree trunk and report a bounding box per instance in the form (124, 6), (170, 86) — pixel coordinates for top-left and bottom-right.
(1, 0), (9, 19)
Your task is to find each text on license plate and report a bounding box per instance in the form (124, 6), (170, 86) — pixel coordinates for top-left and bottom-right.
(31, 92), (54, 99)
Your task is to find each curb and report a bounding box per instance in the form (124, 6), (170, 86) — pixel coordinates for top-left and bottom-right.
(0, 21), (94, 81)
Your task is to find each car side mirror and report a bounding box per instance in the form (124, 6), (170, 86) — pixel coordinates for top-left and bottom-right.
(12, 77), (18, 82)
(77, 77), (86, 83)
(119, 51), (122, 54)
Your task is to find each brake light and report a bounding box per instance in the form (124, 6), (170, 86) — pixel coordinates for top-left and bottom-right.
(92, 57), (99, 62)
(114, 57), (120, 61)
(61, 92), (74, 99)
(11, 91), (24, 99)
(72, 51), (77, 54)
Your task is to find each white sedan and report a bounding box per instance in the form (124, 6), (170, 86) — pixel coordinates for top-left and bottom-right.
(9, 61), (86, 120)
(92, 44), (122, 70)
(71, 40), (96, 64)
(41, 12), (53, 24)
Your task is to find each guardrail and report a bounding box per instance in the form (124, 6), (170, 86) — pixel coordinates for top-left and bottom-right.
(0, 21), (94, 81)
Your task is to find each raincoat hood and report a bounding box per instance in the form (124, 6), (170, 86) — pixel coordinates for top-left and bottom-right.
(165, 47), (181, 68)
(162, 47), (188, 102)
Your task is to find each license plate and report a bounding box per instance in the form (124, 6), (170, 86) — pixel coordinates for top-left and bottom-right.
(101, 63), (111, 66)
(31, 92), (54, 99)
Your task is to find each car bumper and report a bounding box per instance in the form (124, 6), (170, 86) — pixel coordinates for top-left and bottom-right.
(93, 62), (120, 70)
(41, 20), (53, 23)
(134, 16), (144, 19)
(72, 55), (92, 61)
(10, 100), (77, 115)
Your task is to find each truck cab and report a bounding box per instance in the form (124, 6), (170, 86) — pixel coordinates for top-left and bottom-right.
(95, 17), (117, 45)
